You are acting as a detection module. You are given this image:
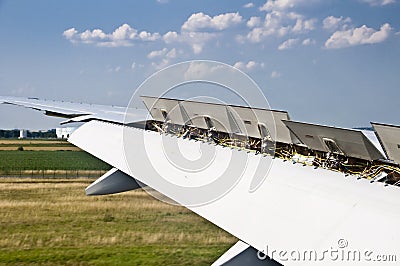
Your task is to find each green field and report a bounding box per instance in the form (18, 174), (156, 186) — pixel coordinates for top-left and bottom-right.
(0, 151), (110, 172)
(0, 178), (236, 265)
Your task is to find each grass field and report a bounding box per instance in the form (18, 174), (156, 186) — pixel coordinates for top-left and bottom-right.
(0, 151), (110, 172)
(0, 139), (110, 177)
(0, 178), (236, 265)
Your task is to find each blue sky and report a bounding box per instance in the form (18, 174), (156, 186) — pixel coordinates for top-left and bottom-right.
(0, 0), (399, 130)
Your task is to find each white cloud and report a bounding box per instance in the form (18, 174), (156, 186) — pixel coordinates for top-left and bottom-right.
(292, 18), (317, 33)
(246, 11), (317, 42)
(247, 17), (262, 28)
(63, 24), (160, 47)
(233, 61), (265, 72)
(278, 38), (299, 50)
(151, 59), (170, 70)
(147, 48), (177, 60)
(325, 23), (392, 49)
(156, 0), (169, 3)
(112, 24), (137, 40)
(260, 0), (310, 11)
(163, 31), (179, 43)
(243, 2), (255, 8)
(323, 16), (352, 32)
(271, 71), (282, 78)
(162, 31), (217, 54)
(139, 31), (161, 41)
(147, 48), (168, 59)
(182, 12), (243, 31)
(359, 0), (396, 6)
(302, 38), (315, 46)
(183, 61), (225, 80)
(160, 12), (243, 54)
(166, 48), (177, 58)
(80, 29), (107, 42)
(63, 12), (242, 55)
(63, 28), (78, 39)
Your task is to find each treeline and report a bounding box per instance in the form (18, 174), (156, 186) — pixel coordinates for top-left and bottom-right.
(0, 129), (56, 138)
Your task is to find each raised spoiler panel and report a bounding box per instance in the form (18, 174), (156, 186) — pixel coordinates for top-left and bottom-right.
(69, 120), (400, 266)
(283, 120), (385, 161)
(141, 96), (295, 144)
(372, 122), (400, 164)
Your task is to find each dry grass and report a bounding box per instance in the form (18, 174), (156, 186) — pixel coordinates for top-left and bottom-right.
(0, 139), (80, 151)
(0, 178), (236, 265)
(0, 140), (66, 145)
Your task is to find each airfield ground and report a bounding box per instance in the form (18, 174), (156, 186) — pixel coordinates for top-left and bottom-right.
(0, 139), (110, 178)
(0, 139), (236, 265)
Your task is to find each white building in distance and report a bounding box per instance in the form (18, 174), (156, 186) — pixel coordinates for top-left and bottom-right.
(19, 129), (27, 139)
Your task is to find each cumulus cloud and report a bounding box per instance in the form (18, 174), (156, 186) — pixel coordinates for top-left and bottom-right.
(233, 61), (265, 72)
(325, 23), (392, 49)
(63, 24), (160, 47)
(302, 38), (315, 46)
(63, 28), (78, 39)
(278, 38), (299, 50)
(150, 49), (178, 70)
(166, 48), (177, 58)
(181, 12), (243, 31)
(359, 0), (396, 6)
(148, 48), (177, 63)
(139, 31), (161, 41)
(158, 12), (243, 54)
(147, 48), (168, 59)
(243, 2), (255, 8)
(163, 31), (179, 43)
(163, 31), (217, 54)
(259, 0), (311, 11)
(323, 16), (352, 32)
(246, 0), (319, 43)
(183, 61), (225, 80)
(63, 11), (244, 55)
(247, 17), (262, 28)
(246, 11), (317, 42)
(292, 17), (317, 33)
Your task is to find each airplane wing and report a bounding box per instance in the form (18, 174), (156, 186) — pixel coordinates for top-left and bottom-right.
(0, 96), (148, 124)
(2, 95), (400, 266)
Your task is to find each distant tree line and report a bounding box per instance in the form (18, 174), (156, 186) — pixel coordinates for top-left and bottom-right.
(0, 129), (56, 138)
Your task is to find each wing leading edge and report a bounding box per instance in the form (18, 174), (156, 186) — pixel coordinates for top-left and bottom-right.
(0, 96), (148, 125)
